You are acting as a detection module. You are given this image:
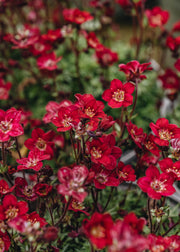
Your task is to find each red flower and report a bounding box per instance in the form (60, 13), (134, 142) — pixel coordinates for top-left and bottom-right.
(143, 133), (161, 156)
(52, 105), (80, 132)
(85, 32), (102, 49)
(57, 165), (89, 202)
(63, 8), (93, 24)
(0, 108), (24, 142)
(108, 219), (148, 252)
(126, 121), (145, 148)
(68, 198), (90, 216)
(158, 69), (180, 94)
(145, 7), (169, 28)
(0, 179), (15, 196)
(95, 46), (118, 67)
(102, 79), (135, 108)
(75, 93), (105, 130)
(147, 234), (171, 252)
(91, 164), (119, 189)
(168, 235), (180, 252)
(0, 231), (11, 251)
(17, 149), (49, 171)
(87, 134), (122, 169)
(118, 60), (152, 82)
(0, 194), (28, 221)
(98, 115), (115, 132)
(43, 100), (72, 123)
(42, 29), (62, 42)
(174, 58), (180, 72)
(158, 158), (180, 181)
(137, 165), (176, 199)
(123, 212), (146, 234)
(24, 128), (55, 159)
(0, 79), (12, 100)
(27, 211), (47, 227)
(30, 38), (52, 56)
(37, 52), (62, 71)
(15, 177), (37, 201)
(116, 161), (136, 183)
(83, 212), (113, 249)
(150, 118), (180, 146)
(166, 35), (180, 52)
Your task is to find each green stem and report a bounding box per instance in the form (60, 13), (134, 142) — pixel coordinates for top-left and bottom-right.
(147, 197), (153, 233)
(69, 129), (78, 164)
(102, 187), (114, 213)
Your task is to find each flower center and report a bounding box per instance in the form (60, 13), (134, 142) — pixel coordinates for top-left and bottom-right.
(5, 206), (19, 221)
(152, 245), (165, 252)
(0, 121), (11, 133)
(150, 180), (165, 192)
(36, 138), (46, 150)
(112, 89), (125, 102)
(158, 129), (172, 140)
(23, 186), (34, 197)
(91, 225), (106, 238)
(85, 107), (95, 118)
(96, 174), (107, 184)
(62, 116), (72, 127)
(145, 141), (153, 150)
(71, 200), (84, 210)
(91, 147), (102, 159)
(151, 14), (163, 26)
(44, 59), (55, 68)
(118, 171), (128, 179)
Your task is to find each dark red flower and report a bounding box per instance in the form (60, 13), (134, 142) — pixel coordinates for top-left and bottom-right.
(158, 157), (180, 181)
(0, 231), (11, 251)
(34, 183), (52, 197)
(24, 128), (55, 159)
(57, 165), (89, 202)
(43, 226), (59, 242)
(119, 60), (152, 82)
(84, 32), (102, 49)
(63, 8), (93, 24)
(29, 38), (52, 56)
(41, 29), (62, 42)
(145, 7), (169, 28)
(37, 52), (62, 71)
(116, 161), (136, 183)
(15, 177), (37, 201)
(91, 164), (119, 189)
(174, 58), (180, 71)
(166, 35), (180, 52)
(102, 79), (135, 108)
(150, 118), (180, 146)
(147, 234), (171, 252)
(0, 108), (24, 142)
(95, 46), (118, 67)
(137, 165), (176, 199)
(0, 194), (28, 221)
(83, 212), (113, 249)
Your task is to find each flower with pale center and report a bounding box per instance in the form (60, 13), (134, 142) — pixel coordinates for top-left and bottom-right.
(85, 107), (95, 118)
(112, 89), (125, 102)
(91, 225), (106, 238)
(91, 147), (102, 159)
(159, 129), (172, 140)
(5, 206), (19, 221)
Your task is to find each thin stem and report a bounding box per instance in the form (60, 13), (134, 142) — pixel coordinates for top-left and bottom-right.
(91, 188), (100, 212)
(162, 221), (180, 237)
(102, 187), (114, 213)
(130, 80), (138, 119)
(69, 129), (78, 164)
(1, 142), (5, 167)
(55, 196), (72, 226)
(147, 197), (153, 233)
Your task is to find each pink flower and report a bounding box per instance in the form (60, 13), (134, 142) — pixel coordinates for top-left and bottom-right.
(0, 108), (24, 142)
(37, 52), (62, 71)
(17, 149), (49, 171)
(0, 78), (12, 100)
(145, 7), (169, 28)
(57, 165), (89, 202)
(95, 46), (118, 67)
(137, 166), (176, 199)
(102, 79), (135, 108)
